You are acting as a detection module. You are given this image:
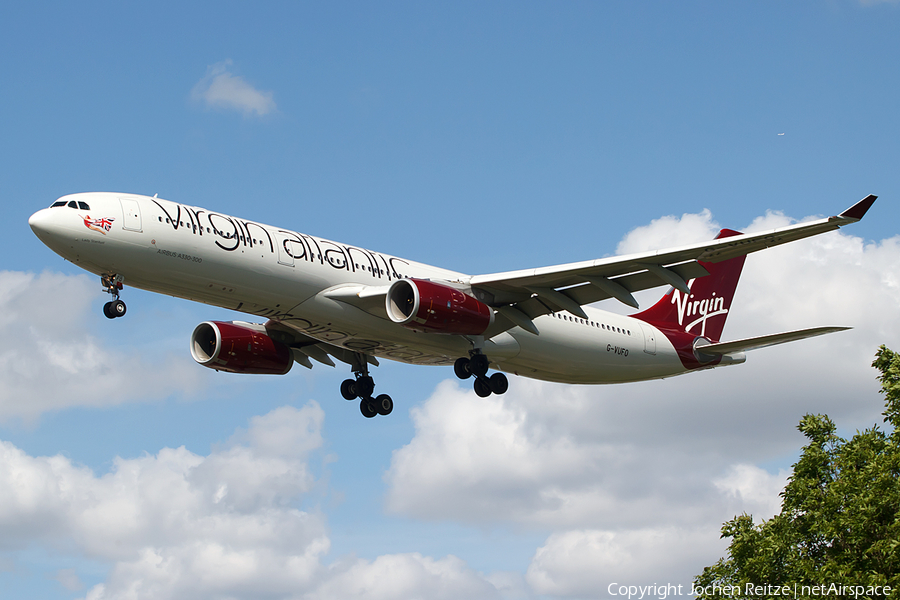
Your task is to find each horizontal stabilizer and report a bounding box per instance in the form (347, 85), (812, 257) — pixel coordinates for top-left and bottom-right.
(696, 326), (850, 356)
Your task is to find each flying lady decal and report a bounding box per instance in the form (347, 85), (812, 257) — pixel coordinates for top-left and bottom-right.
(82, 215), (115, 234)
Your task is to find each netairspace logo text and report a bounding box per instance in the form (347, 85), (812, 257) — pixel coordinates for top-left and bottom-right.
(607, 582), (893, 599)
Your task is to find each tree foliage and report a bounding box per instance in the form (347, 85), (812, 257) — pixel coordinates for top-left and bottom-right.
(694, 346), (900, 599)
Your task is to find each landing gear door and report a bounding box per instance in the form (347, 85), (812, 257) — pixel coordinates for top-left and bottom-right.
(119, 198), (142, 232)
(640, 323), (657, 355)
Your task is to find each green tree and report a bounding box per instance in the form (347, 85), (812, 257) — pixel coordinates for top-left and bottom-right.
(693, 346), (900, 600)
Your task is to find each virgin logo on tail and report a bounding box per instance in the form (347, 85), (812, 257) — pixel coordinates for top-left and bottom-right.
(671, 287), (728, 337)
(632, 236), (744, 344)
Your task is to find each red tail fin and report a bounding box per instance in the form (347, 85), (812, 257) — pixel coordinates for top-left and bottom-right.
(633, 229), (745, 343)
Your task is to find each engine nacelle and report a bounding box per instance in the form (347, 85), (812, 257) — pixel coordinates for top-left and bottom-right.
(190, 321), (293, 375)
(386, 278), (494, 335)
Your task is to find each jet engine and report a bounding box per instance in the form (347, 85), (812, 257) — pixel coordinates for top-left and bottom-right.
(190, 321), (293, 375)
(386, 278), (494, 335)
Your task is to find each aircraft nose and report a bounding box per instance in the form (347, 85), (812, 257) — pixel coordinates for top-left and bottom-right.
(29, 207), (67, 243)
(29, 208), (54, 236)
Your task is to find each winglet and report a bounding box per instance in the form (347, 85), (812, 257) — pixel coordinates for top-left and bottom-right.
(839, 194), (877, 221)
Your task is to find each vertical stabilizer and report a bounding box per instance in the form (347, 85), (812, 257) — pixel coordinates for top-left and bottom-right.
(633, 229), (745, 343)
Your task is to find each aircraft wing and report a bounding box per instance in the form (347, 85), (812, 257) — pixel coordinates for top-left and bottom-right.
(470, 195), (876, 334)
(695, 326), (851, 356)
(264, 319), (379, 370)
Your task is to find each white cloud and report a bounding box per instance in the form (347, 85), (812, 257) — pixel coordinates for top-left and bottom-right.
(385, 378), (762, 531)
(616, 208), (718, 255)
(8, 208), (898, 599)
(385, 209), (900, 594)
(713, 464), (789, 521)
(0, 404), (327, 560)
(0, 404), (507, 600)
(307, 554), (501, 600)
(0, 271), (206, 422)
(526, 527), (723, 598)
(53, 568), (85, 592)
(191, 60), (276, 116)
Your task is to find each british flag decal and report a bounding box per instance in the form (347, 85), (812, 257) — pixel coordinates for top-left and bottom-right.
(82, 215), (115, 235)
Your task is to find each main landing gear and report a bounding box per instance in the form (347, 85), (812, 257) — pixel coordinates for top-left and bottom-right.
(454, 352), (509, 398)
(101, 274), (127, 319)
(340, 353), (393, 418)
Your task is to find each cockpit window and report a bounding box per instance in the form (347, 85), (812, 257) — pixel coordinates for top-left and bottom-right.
(67, 201), (78, 208)
(51, 201), (67, 208)
(77, 201), (90, 210)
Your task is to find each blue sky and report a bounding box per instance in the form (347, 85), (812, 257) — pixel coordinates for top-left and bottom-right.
(2, 2), (900, 598)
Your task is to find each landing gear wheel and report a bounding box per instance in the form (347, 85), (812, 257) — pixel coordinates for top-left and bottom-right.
(340, 379), (357, 401)
(489, 372), (509, 395)
(469, 353), (489, 377)
(454, 357), (472, 380)
(100, 275), (126, 318)
(345, 352), (395, 418)
(474, 377), (492, 398)
(360, 398), (378, 418)
(356, 375), (375, 398)
(110, 299), (126, 318)
(375, 394), (393, 416)
(103, 300), (126, 319)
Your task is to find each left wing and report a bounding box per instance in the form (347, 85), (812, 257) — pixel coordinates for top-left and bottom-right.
(265, 319), (379, 370)
(469, 195), (876, 335)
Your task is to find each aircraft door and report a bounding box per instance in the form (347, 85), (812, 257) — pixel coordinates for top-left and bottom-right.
(119, 198), (142, 232)
(275, 233), (294, 266)
(640, 323), (657, 355)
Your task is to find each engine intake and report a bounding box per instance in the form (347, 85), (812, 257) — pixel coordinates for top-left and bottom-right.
(190, 321), (293, 375)
(386, 279), (493, 335)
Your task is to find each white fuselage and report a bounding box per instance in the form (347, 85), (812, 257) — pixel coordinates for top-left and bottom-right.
(30, 192), (696, 384)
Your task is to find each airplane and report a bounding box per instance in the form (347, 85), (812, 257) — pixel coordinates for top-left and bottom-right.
(29, 192), (876, 418)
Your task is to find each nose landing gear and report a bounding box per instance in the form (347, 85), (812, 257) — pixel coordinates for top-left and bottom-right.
(101, 274), (127, 319)
(341, 353), (393, 418)
(454, 352), (509, 397)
